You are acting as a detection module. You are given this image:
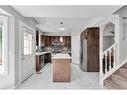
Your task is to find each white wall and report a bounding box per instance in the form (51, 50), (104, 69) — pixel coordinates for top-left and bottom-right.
(103, 36), (115, 51)
(0, 6), (37, 89)
(115, 6), (127, 64)
(103, 23), (115, 36)
(119, 20), (127, 63)
(71, 35), (80, 64)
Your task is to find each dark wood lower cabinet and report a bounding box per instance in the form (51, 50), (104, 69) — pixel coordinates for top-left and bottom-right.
(36, 53), (51, 72)
(36, 55), (42, 72)
(44, 53), (51, 63)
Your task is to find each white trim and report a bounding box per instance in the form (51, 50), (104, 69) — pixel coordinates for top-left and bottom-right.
(0, 14), (8, 76)
(99, 15), (120, 85)
(6, 82), (21, 89)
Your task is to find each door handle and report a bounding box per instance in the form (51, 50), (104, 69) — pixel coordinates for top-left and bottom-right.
(21, 53), (24, 60)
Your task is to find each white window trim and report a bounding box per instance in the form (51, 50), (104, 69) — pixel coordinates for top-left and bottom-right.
(23, 27), (33, 55)
(0, 15), (8, 76)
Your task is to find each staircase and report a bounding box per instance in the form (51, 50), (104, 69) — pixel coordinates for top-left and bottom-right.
(101, 43), (127, 89)
(104, 63), (127, 89)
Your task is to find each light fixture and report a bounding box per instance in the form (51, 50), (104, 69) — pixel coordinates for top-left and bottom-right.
(60, 22), (63, 42)
(60, 36), (63, 42)
(59, 28), (65, 31)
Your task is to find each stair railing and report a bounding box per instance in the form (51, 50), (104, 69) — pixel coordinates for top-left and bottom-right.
(102, 44), (116, 76)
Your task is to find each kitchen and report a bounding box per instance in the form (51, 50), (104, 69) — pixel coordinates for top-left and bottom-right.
(35, 23), (100, 83)
(17, 17), (102, 89)
(35, 22), (72, 82)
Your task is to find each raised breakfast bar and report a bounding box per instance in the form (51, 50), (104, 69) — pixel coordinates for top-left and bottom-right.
(52, 53), (71, 82)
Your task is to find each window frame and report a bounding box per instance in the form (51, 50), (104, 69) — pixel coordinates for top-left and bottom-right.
(0, 14), (8, 76)
(23, 27), (33, 55)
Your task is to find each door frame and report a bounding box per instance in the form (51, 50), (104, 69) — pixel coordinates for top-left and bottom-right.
(19, 21), (36, 84)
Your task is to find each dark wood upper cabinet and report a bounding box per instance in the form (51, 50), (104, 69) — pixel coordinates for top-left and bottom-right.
(61, 36), (71, 48)
(45, 36), (51, 47)
(44, 36), (71, 48)
(41, 35), (45, 46)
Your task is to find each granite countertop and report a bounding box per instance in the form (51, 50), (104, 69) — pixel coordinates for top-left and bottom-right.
(36, 52), (50, 55)
(52, 53), (71, 59)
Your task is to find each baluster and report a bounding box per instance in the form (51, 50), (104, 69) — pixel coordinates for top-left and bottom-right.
(113, 46), (115, 67)
(109, 49), (112, 70)
(105, 53), (107, 73)
(107, 51), (110, 72)
(111, 48), (114, 68)
(102, 54), (105, 74)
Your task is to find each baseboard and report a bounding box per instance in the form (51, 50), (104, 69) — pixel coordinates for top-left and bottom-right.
(5, 85), (16, 90)
(6, 82), (21, 89)
(15, 82), (21, 89)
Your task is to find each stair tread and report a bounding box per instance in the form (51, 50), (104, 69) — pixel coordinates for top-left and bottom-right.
(119, 68), (127, 72)
(111, 74), (127, 88)
(104, 78), (123, 89)
(122, 64), (127, 68)
(118, 68), (127, 80)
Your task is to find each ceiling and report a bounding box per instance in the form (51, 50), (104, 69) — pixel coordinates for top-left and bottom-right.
(35, 17), (97, 36)
(12, 6), (122, 36)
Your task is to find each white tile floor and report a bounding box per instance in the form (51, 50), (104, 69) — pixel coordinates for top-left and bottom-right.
(17, 63), (106, 89)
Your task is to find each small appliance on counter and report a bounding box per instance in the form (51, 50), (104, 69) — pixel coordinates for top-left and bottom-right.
(36, 46), (45, 52)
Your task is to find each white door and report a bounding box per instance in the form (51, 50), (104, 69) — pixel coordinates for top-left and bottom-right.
(20, 24), (34, 82)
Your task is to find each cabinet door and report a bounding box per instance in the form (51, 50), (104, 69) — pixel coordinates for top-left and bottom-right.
(45, 36), (48, 47)
(45, 36), (51, 47)
(41, 35), (45, 46)
(56, 36), (60, 42)
(87, 28), (99, 72)
(48, 36), (51, 47)
(64, 36), (67, 47)
(68, 36), (71, 48)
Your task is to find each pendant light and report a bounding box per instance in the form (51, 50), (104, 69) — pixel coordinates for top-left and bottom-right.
(60, 22), (63, 42)
(60, 36), (63, 42)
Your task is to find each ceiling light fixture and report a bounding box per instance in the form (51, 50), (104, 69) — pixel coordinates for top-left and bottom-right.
(59, 27), (65, 31)
(60, 22), (63, 42)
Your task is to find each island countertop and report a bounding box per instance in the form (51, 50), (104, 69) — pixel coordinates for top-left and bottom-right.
(52, 53), (71, 59)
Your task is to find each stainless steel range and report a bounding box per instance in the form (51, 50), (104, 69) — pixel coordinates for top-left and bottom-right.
(52, 42), (62, 53)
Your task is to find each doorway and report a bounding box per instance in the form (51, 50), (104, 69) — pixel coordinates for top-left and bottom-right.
(19, 21), (35, 83)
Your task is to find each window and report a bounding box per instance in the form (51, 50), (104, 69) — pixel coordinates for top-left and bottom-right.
(0, 15), (8, 75)
(24, 30), (33, 55)
(0, 24), (2, 67)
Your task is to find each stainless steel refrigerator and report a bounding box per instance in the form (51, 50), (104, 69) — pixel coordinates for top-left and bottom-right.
(80, 38), (87, 72)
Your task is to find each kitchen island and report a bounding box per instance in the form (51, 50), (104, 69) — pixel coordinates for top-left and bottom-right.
(52, 53), (71, 82)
